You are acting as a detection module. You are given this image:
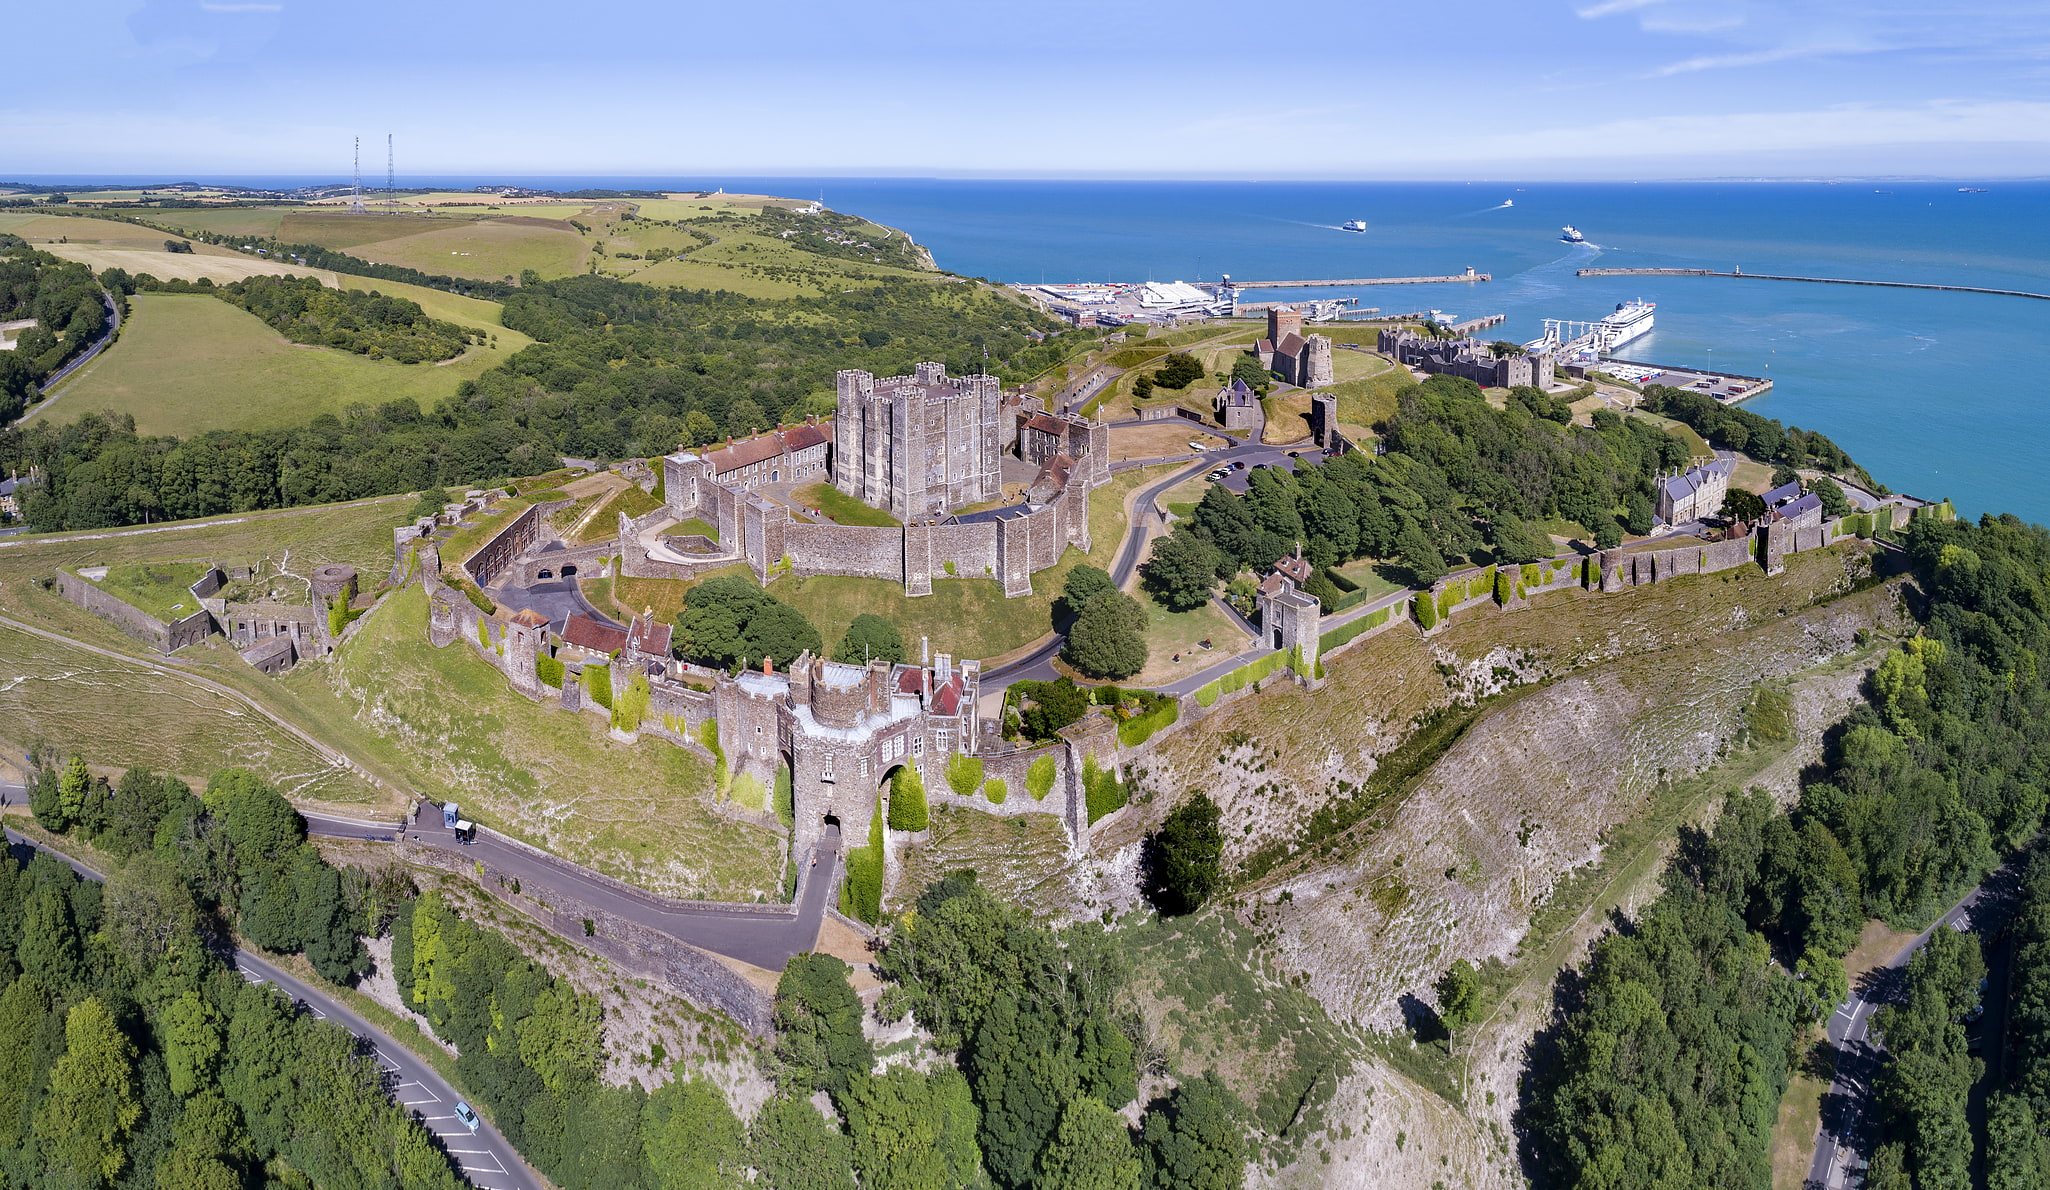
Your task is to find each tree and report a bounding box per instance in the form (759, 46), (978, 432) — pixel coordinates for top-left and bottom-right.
(54, 752), (91, 829)
(970, 992), (1078, 1189)
(1395, 522), (1447, 585)
(842, 1067), (982, 1190)
(1229, 354), (1267, 390)
(291, 846), (368, 983)
(1140, 1073), (1244, 1190)
(1153, 353), (1204, 390)
(1061, 565), (1117, 619)
(409, 488), (453, 521)
(1592, 515), (1623, 550)
(1039, 1097), (1141, 1190)
(677, 576), (822, 671)
(1624, 491), (1655, 536)
(34, 997), (142, 1187)
(1719, 487), (1767, 523)
(1140, 531), (1220, 613)
(1489, 515), (1544, 564)
(727, 397), (769, 437)
(644, 1075), (745, 1190)
(1024, 677), (1092, 742)
(105, 850), (201, 968)
(889, 763), (930, 833)
(1151, 794), (1222, 915)
(1065, 591), (1148, 680)
(162, 991), (224, 1097)
(1810, 475), (1853, 518)
(774, 953), (873, 1095)
(834, 613), (905, 665)
(750, 1094), (857, 1190)
(1434, 960), (1481, 1030)
(1986, 1092), (2044, 1190)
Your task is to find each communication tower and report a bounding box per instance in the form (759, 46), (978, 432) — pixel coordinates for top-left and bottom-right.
(384, 133), (398, 212)
(350, 137), (365, 214)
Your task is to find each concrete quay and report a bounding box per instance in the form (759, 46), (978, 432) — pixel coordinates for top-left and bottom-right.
(1577, 267), (2050, 301)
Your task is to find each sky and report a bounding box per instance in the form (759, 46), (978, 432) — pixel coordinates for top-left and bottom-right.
(9, 0), (2050, 179)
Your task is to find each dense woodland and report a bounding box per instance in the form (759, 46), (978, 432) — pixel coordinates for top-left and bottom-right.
(1523, 513), (2050, 1188)
(115, 273), (483, 364)
(9, 750), (1241, 1189)
(0, 237), (107, 423)
(1142, 372), (1865, 613)
(1, 763), (453, 1189)
(1, 264), (1078, 532)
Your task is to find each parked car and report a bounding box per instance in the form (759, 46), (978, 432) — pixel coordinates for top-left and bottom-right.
(454, 1101), (481, 1133)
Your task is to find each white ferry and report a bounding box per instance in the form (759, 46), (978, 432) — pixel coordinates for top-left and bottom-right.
(1595, 300), (1654, 351)
(1502, 199), (1514, 207)
(1560, 226), (1585, 243)
(1341, 220), (1368, 232)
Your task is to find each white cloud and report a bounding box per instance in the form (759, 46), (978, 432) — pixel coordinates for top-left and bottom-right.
(1575, 0), (1666, 17)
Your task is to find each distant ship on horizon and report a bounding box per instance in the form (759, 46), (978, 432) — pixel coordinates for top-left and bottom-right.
(1503, 199), (1514, 207)
(1561, 226), (1586, 243)
(1340, 220), (1368, 232)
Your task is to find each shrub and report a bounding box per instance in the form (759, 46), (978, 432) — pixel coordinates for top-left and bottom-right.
(840, 796), (885, 923)
(582, 663), (613, 711)
(1118, 695), (1179, 747)
(1026, 754), (1057, 800)
(1522, 563), (1541, 587)
(1415, 593), (1439, 629)
(613, 672), (650, 732)
(1195, 681), (1222, 707)
(984, 778), (1007, 805)
(944, 753), (983, 798)
(888, 763), (929, 832)
(1493, 568), (1513, 605)
(476, 618), (493, 650)
(535, 653), (565, 689)
(1081, 755), (1126, 824)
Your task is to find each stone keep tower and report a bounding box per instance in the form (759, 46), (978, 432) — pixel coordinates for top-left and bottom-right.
(1257, 576), (1322, 679)
(1267, 306), (1303, 343)
(1303, 334), (1335, 388)
(834, 363), (1002, 522)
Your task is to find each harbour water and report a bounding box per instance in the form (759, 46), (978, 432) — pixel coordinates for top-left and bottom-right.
(27, 175), (2050, 522)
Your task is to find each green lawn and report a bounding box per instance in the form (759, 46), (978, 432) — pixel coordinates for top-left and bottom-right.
(795, 482), (901, 527)
(775, 573), (1050, 663)
(1331, 558), (1407, 602)
(90, 561), (213, 621)
(42, 294), (525, 437)
(1628, 410), (1715, 462)
(1122, 585), (1247, 687)
(572, 486), (665, 544)
(439, 499), (537, 571)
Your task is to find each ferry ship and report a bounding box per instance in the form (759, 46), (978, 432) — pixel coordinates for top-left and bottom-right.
(1341, 220), (1368, 232)
(1560, 226), (1585, 243)
(1595, 300), (1654, 351)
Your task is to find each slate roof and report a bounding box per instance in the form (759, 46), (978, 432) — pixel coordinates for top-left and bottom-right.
(562, 613), (627, 654)
(1659, 459), (1734, 505)
(1221, 379), (1255, 406)
(1772, 491), (1824, 521)
(1274, 333), (1308, 357)
(702, 421), (835, 476)
(1761, 480), (1803, 507)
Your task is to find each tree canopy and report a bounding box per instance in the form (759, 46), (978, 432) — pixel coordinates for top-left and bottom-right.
(833, 613), (905, 666)
(675, 576), (823, 671)
(1064, 591), (1148, 681)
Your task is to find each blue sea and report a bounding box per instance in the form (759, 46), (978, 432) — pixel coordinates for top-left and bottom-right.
(27, 175), (2049, 522)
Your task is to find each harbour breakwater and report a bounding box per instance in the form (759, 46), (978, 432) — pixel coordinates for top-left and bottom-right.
(1577, 267), (2050, 302)
(1231, 272), (1490, 288)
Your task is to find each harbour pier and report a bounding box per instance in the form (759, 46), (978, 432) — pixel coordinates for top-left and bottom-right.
(1229, 271), (1490, 289)
(1577, 267), (2050, 302)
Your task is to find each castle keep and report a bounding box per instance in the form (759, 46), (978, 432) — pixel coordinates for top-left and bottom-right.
(835, 363), (1003, 522)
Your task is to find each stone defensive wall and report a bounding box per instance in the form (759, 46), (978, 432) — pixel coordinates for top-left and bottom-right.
(55, 569), (218, 654)
(462, 502), (544, 588)
(396, 836), (774, 1035)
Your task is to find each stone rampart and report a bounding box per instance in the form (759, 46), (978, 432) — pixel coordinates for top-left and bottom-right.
(55, 570), (215, 654)
(396, 840), (774, 1034)
(463, 503), (541, 588)
(785, 523), (904, 582)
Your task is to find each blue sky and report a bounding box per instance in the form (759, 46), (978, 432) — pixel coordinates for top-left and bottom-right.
(11, 0), (2050, 178)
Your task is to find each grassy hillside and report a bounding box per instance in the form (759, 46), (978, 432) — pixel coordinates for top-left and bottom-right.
(328, 585), (783, 900)
(39, 294), (522, 435)
(347, 217), (589, 282)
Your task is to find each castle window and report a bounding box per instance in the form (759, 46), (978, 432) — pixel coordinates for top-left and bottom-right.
(912, 736), (924, 758)
(822, 754), (834, 782)
(936, 728), (950, 752)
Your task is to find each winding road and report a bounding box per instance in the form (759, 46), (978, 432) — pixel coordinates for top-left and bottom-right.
(3, 823), (542, 1190)
(14, 288), (121, 425)
(305, 806), (841, 973)
(1805, 870), (2015, 1190)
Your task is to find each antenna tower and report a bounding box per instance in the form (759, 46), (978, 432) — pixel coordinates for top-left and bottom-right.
(385, 133), (396, 211)
(350, 137), (365, 214)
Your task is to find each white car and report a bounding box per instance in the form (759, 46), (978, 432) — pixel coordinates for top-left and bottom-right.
(453, 1101), (480, 1134)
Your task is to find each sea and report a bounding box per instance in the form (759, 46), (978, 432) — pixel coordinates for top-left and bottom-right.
(25, 175), (2050, 523)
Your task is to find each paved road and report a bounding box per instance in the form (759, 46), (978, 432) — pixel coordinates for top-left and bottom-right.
(308, 807), (841, 973)
(2, 824), (540, 1190)
(1806, 873), (2011, 1190)
(16, 288), (120, 425)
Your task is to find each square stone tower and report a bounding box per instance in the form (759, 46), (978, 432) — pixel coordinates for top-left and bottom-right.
(833, 363), (1002, 522)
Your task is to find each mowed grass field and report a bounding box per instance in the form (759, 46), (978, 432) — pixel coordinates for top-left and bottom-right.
(347, 218), (588, 281)
(39, 294), (522, 435)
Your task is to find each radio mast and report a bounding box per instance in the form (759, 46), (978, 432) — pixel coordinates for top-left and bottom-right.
(350, 137), (365, 214)
(385, 133), (396, 212)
